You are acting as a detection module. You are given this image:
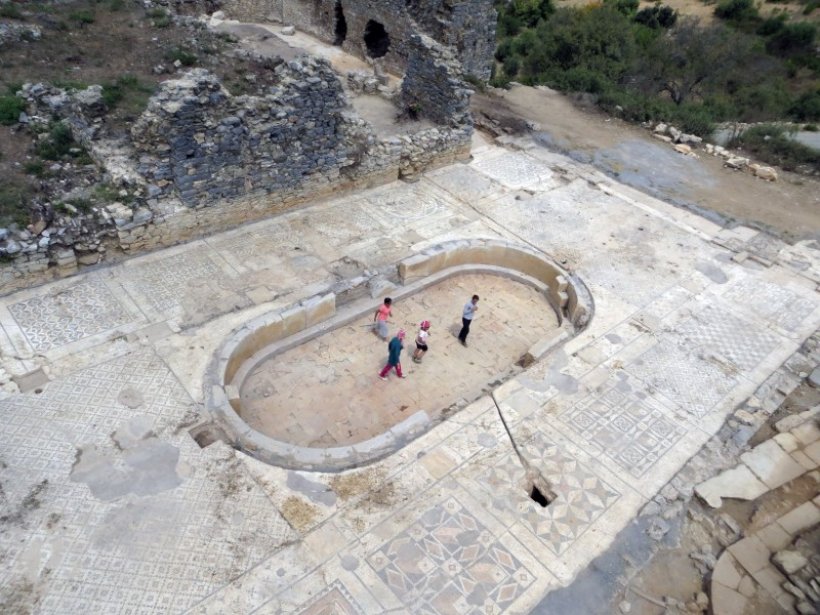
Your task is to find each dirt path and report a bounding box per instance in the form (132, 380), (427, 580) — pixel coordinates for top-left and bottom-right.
(473, 85), (820, 242)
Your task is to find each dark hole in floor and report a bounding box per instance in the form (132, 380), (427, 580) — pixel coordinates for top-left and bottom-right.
(189, 423), (229, 448)
(530, 485), (551, 507)
(34, 388), (43, 394)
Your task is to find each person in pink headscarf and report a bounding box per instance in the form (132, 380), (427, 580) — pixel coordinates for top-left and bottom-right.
(412, 320), (431, 363)
(378, 329), (406, 380)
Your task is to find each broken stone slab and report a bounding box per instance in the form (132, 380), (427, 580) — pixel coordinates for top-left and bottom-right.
(695, 465), (768, 508)
(775, 406), (820, 433)
(741, 439), (806, 490)
(808, 366), (820, 388)
(772, 550), (808, 575)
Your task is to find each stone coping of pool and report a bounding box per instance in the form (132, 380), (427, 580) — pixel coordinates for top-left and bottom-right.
(205, 238), (594, 472)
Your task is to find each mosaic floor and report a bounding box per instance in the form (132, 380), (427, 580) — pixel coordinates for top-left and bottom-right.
(0, 134), (818, 614)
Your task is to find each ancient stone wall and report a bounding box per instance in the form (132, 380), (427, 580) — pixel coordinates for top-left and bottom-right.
(131, 60), (351, 208)
(401, 34), (473, 126)
(0, 48), (473, 294)
(220, 0), (496, 79)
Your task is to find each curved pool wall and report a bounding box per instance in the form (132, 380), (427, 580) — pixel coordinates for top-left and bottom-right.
(205, 238), (594, 472)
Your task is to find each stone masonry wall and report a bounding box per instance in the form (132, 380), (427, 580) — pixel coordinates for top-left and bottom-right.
(0, 48), (472, 294)
(401, 34), (473, 127)
(131, 59), (351, 208)
(220, 0), (496, 80)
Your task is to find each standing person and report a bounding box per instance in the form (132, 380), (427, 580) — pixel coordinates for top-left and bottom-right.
(458, 295), (479, 347)
(412, 320), (431, 363)
(373, 297), (392, 340)
(379, 329), (406, 380)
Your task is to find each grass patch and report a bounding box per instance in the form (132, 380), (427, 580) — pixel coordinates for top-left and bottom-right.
(35, 122), (92, 163)
(147, 7), (171, 28)
(0, 95), (25, 126)
(0, 3), (24, 19)
(23, 161), (47, 177)
(0, 182), (32, 227)
(68, 9), (95, 24)
(731, 124), (820, 170)
(165, 46), (197, 67)
(101, 74), (154, 114)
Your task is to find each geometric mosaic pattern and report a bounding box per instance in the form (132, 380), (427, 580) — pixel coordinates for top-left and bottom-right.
(468, 433), (621, 555)
(367, 497), (535, 614)
(128, 249), (223, 312)
(723, 277), (816, 332)
(558, 383), (687, 478)
(472, 152), (553, 190)
(8, 277), (132, 352)
(675, 305), (782, 373)
(625, 340), (737, 418)
(0, 350), (294, 614)
(295, 580), (364, 615)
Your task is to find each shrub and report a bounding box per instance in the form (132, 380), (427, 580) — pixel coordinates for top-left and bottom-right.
(0, 3), (23, 19)
(672, 104), (716, 135)
(36, 122), (77, 160)
(101, 74), (150, 109)
(23, 161), (46, 177)
(790, 89), (820, 121)
(756, 15), (786, 36)
(165, 47), (197, 67)
(714, 0), (759, 24)
(732, 124), (820, 170)
(147, 7), (171, 27)
(766, 22), (817, 56)
(0, 95), (25, 125)
(503, 55), (520, 78)
(804, 123), (818, 131)
(69, 9), (95, 24)
(634, 5), (678, 28)
(605, 0), (639, 16)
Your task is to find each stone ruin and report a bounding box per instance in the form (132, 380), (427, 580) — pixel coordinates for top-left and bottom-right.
(223, 0), (496, 80)
(0, 2), (494, 294)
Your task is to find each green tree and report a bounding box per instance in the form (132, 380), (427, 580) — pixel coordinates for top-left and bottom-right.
(634, 19), (762, 106)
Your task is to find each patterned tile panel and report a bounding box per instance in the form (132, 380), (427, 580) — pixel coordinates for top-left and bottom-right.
(7, 278), (133, 352)
(465, 433), (621, 555)
(557, 383), (687, 478)
(367, 497), (535, 614)
(675, 305), (782, 372)
(722, 277), (816, 332)
(295, 580), (365, 615)
(126, 249), (225, 312)
(0, 351), (294, 614)
(624, 340), (737, 418)
(472, 152), (554, 190)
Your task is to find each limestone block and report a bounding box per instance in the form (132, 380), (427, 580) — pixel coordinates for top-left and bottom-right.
(695, 465), (768, 508)
(303, 293), (335, 327)
(740, 439), (805, 489)
(399, 251), (443, 282)
(280, 305), (307, 338)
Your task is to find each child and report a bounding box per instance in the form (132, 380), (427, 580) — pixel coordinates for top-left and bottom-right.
(412, 320), (431, 363)
(373, 297), (392, 341)
(379, 329), (406, 380)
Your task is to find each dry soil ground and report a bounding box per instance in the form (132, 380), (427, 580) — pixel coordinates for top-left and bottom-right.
(473, 85), (820, 242)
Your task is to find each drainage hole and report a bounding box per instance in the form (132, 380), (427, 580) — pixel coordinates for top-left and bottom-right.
(530, 485), (552, 507)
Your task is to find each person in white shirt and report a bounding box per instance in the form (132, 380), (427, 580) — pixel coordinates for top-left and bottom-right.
(458, 295), (479, 347)
(412, 320), (431, 363)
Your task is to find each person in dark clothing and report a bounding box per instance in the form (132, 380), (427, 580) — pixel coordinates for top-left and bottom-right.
(379, 329), (406, 380)
(458, 295), (479, 347)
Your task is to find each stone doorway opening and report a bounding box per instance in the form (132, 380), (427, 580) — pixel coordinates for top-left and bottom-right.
(363, 19), (390, 58)
(333, 0), (347, 46)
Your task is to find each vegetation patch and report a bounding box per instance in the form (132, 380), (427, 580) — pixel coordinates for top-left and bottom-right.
(0, 181), (31, 227)
(0, 95), (25, 126)
(731, 124), (820, 171)
(492, 0), (820, 141)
